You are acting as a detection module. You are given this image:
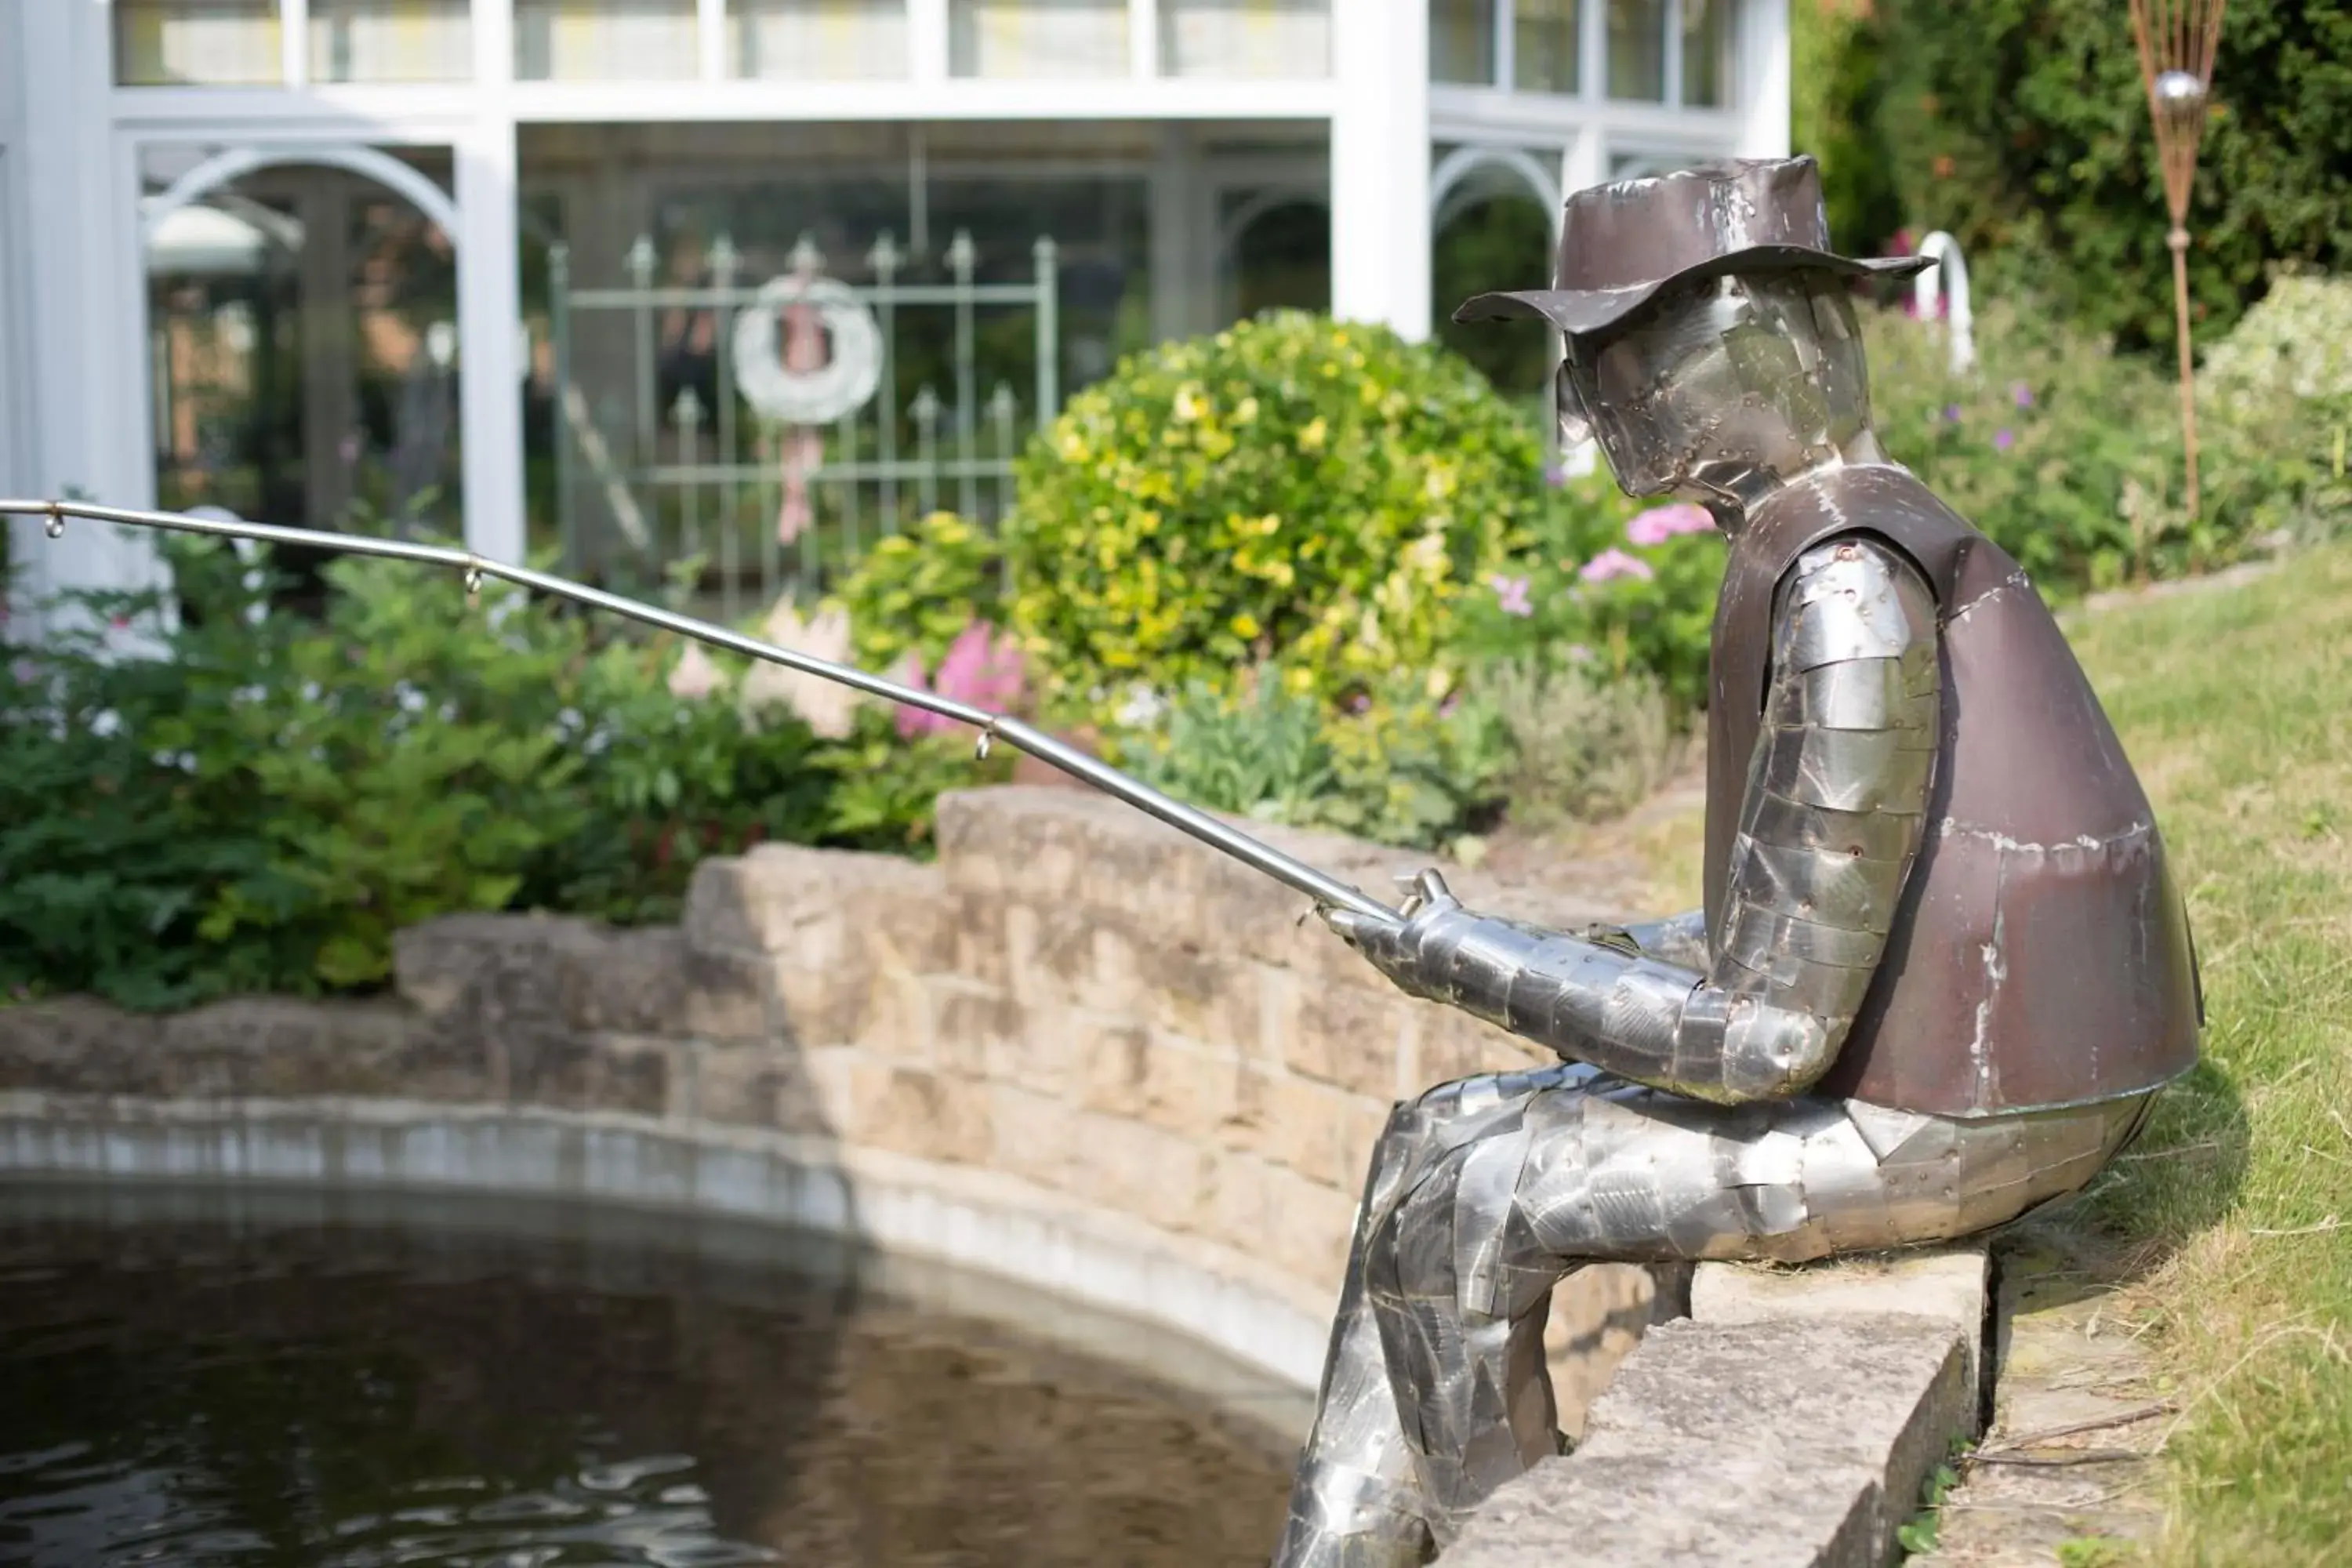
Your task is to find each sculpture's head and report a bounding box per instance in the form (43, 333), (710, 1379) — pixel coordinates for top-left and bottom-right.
(1455, 158), (1934, 520)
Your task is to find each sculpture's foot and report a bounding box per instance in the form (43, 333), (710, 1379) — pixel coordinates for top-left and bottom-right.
(1269, 1457), (1434, 1568)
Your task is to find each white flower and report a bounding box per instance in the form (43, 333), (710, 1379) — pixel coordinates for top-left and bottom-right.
(1114, 684), (1167, 729)
(556, 706), (583, 734)
(668, 642), (724, 701)
(739, 598), (859, 739)
(300, 681), (322, 704)
(394, 681), (428, 715)
(232, 684), (267, 706)
(89, 708), (122, 739)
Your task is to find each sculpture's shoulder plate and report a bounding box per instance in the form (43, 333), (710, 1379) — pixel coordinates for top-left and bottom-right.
(1777, 535), (1940, 673)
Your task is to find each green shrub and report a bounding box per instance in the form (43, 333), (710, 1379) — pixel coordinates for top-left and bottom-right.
(1451, 470), (1725, 713)
(829, 510), (1006, 673)
(1484, 656), (1684, 832)
(0, 535), (888, 1009)
(1860, 298), (2222, 588)
(2201, 271), (2352, 546)
(1872, 0), (2352, 356)
(1123, 666), (1508, 852)
(1004, 311), (1544, 724)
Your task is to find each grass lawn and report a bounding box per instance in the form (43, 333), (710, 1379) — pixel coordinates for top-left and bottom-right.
(2063, 545), (2352, 1563)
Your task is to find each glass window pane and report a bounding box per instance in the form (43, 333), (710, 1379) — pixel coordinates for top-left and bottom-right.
(1681, 0), (1727, 107)
(731, 0), (909, 79)
(1605, 0), (1664, 101)
(514, 0), (699, 82)
(1512, 0), (1577, 95)
(949, 0), (1130, 79)
(1428, 0), (1494, 86)
(1160, 1), (1330, 79)
(308, 1), (473, 84)
(1610, 149), (1679, 179)
(114, 1), (283, 87)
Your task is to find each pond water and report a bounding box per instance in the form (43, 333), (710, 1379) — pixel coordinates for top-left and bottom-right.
(0, 1182), (1296, 1568)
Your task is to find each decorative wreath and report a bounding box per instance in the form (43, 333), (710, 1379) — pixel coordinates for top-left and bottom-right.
(731, 274), (885, 426)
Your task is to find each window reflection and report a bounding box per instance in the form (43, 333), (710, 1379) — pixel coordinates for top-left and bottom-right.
(140, 146), (463, 539)
(949, 0), (1130, 78)
(1512, 0), (1578, 95)
(309, 1), (472, 84)
(114, 1), (282, 87)
(1681, 0), (1727, 107)
(1160, 0), (1331, 79)
(731, 0), (909, 79)
(514, 0), (699, 82)
(1606, 0), (1664, 100)
(1428, 0), (1495, 86)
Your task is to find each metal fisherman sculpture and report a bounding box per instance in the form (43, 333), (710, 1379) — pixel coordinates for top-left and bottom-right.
(4, 154), (2200, 1568)
(1270, 157), (2203, 1566)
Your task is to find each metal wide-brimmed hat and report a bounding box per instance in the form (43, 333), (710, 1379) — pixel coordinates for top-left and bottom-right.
(1454, 156), (1934, 340)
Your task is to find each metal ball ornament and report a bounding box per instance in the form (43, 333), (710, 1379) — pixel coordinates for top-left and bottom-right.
(2153, 69), (2206, 125)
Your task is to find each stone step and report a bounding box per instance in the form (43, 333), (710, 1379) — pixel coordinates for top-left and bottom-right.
(1442, 1247), (1990, 1568)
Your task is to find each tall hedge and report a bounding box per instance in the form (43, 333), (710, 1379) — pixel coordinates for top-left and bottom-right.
(1856, 0), (2352, 354)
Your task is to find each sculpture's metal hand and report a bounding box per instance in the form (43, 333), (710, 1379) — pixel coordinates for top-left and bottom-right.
(7, 497), (1396, 924)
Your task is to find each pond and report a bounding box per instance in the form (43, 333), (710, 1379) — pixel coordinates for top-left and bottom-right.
(0, 1182), (1298, 1567)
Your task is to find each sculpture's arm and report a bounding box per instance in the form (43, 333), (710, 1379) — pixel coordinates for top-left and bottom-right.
(1328, 536), (1940, 1105)
(1592, 909), (1711, 969)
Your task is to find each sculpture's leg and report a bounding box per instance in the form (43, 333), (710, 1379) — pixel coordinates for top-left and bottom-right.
(1291, 1070), (2155, 1559)
(1271, 1068), (1577, 1568)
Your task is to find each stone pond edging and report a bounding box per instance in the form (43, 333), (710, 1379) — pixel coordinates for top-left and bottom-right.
(0, 783), (2002, 1563)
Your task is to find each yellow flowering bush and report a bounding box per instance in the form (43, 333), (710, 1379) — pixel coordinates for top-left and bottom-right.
(828, 510), (1004, 672)
(1003, 311), (1544, 724)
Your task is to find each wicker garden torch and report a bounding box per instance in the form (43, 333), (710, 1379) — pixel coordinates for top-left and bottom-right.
(2128, 0), (2227, 517)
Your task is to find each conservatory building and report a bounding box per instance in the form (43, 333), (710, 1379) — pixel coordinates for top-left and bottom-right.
(0, 0), (1787, 633)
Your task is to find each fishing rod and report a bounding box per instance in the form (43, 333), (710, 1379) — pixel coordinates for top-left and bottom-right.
(3, 498), (1399, 924)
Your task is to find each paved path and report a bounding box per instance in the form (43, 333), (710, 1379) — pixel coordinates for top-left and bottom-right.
(1911, 1231), (2169, 1566)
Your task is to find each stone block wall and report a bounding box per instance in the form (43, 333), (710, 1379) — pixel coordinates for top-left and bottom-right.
(0, 784), (1673, 1421)
(689, 786), (1676, 1416)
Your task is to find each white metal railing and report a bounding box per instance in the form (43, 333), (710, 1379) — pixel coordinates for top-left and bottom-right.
(1911, 230), (1974, 376)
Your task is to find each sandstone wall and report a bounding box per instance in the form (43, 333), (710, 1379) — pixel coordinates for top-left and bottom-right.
(0, 785), (1675, 1426)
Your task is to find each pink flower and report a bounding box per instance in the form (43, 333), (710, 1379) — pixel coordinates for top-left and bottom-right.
(1625, 503), (1714, 546)
(1486, 573), (1534, 616)
(893, 622), (1025, 739)
(1994, 428), (2016, 452)
(891, 652), (943, 738)
(2011, 381), (2034, 409)
(1578, 548), (1654, 585)
(933, 621), (1027, 713)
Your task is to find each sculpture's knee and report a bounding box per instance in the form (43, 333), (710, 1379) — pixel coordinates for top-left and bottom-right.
(1363, 1144), (1465, 1313)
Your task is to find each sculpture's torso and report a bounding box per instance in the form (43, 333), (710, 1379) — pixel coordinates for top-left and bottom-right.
(1706, 463), (2204, 1116)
